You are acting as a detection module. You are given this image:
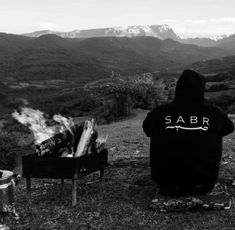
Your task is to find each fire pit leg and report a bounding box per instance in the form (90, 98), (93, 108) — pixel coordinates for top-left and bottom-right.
(100, 168), (104, 181)
(61, 179), (64, 185)
(72, 173), (78, 206)
(26, 178), (31, 204)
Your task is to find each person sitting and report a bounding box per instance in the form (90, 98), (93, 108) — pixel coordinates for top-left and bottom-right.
(143, 69), (234, 196)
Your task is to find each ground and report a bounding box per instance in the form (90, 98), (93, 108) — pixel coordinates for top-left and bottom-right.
(4, 109), (235, 229)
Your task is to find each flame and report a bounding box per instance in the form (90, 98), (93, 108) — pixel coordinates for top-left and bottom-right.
(12, 107), (74, 144)
(53, 114), (74, 134)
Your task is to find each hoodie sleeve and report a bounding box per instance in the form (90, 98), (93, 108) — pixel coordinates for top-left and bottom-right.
(220, 112), (234, 137)
(143, 109), (158, 137)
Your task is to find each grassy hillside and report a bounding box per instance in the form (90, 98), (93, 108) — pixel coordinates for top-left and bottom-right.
(1, 37), (235, 124)
(190, 55), (235, 74)
(4, 109), (235, 230)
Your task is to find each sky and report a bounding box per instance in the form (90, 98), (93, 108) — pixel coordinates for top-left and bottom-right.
(0, 0), (235, 38)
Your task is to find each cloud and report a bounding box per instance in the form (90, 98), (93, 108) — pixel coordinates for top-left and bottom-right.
(111, 17), (122, 22)
(184, 19), (207, 25)
(163, 17), (235, 37)
(39, 22), (59, 30)
(209, 17), (235, 23)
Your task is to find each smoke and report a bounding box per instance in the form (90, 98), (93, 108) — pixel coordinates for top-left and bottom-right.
(53, 114), (74, 134)
(12, 107), (74, 144)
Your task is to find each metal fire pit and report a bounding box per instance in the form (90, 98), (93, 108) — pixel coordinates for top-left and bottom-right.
(22, 149), (108, 206)
(0, 170), (14, 212)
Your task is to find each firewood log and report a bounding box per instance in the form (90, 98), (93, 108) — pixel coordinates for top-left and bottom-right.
(96, 135), (108, 153)
(74, 119), (95, 157)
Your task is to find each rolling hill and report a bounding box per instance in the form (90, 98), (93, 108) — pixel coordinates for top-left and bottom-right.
(0, 33), (233, 86)
(190, 55), (235, 74)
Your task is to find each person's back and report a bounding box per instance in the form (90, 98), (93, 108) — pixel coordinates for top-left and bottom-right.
(143, 69), (234, 196)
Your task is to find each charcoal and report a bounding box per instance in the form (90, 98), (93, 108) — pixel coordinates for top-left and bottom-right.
(88, 129), (98, 154)
(35, 124), (83, 157)
(35, 123), (98, 157)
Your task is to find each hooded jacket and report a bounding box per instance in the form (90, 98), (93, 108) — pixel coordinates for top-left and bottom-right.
(143, 69), (234, 195)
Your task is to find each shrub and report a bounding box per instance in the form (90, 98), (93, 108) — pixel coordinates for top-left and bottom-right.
(86, 74), (169, 123)
(227, 102), (235, 114)
(206, 72), (234, 82)
(206, 83), (229, 92)
(79, 95), (101, 113)
(0, 131), (20, 170)
(207, 93), (235, 113)
(2, 116), (30, 134)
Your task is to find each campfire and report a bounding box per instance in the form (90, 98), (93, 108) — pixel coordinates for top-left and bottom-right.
(12, 107), (107, 157)
(14, 107), (109, 206)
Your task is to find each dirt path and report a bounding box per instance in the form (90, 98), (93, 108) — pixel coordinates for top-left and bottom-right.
(96, 109), (150, 161)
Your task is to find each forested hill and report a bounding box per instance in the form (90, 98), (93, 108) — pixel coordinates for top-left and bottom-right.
(0, 33), (233, 85)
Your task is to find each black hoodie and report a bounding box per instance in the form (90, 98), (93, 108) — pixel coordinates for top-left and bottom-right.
(143, 69), (234, 195)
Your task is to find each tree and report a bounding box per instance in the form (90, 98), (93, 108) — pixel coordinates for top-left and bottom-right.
(86, 73), (168, 123)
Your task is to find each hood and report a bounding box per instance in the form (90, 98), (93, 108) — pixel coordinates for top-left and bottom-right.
(174, 69), (206, 104)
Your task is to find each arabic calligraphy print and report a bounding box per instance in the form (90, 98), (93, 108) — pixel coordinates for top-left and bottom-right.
(165, 115), (209, 131)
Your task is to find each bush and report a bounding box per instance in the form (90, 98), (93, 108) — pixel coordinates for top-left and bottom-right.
(227, 102), (235, 114)
(2, 116), (31, 134)
(206, 83), (229, 92)
(79, 95), (101, 113)
(0, 131), (20, 170)
(86, 74), (169, 123)
(93, 93), (134, 124)
(207, 93), (235, 113)
(206, 72), (234, 82)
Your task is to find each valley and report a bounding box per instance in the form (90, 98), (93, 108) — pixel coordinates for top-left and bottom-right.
(0, 28), (235, 125)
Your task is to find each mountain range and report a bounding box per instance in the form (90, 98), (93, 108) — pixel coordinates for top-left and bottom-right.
(23, 25), (179, 40)
(1, 32), (234, 86)
(22, 24), (235, 49)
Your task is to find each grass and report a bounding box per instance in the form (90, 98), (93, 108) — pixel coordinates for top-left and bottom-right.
(4, 109), (235, 229)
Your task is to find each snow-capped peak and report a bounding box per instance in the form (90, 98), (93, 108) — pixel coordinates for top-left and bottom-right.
(105, 25), (160, 38)
(209, 34), (228, 41)
(103, 24), (177, 39)
(158, 24), (171, 32)
(23, 24), (178, 40)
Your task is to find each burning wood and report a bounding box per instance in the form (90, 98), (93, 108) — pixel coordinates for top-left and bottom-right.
(35, 121), (103, 157)
(96, 135), (108, 153)
(35, 125), (78, 157)
(12, 107), (107, 157)
(75, 119), (96, 157)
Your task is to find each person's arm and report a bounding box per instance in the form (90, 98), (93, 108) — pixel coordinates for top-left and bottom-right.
(142, 109), (157, 137)
(220, 112), (234, 137)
